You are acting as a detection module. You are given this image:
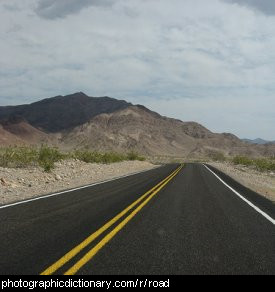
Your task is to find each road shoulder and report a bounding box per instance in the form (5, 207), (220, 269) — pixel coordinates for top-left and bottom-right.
(205, 163), (275, 220)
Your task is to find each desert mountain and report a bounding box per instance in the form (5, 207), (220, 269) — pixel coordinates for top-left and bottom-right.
(0, 124), (24, 146)
(242, 138), (275, 145)
(61, 104), (275, 158)
(0, 92), (131, 133)
(0, 116), (55, 146)
(0, 92), (274, 158)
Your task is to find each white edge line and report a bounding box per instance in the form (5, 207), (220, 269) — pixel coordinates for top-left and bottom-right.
(203, 164), (275, 225)
(0, 166), (162, 210)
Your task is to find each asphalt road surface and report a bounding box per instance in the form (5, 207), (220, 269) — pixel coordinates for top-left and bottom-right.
(0, 163), (274, 275)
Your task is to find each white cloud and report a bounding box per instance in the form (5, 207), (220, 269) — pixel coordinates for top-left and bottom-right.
(224, 0), (275, 16)
(35, 0), (115, 19)
(0, 0), (275, 139)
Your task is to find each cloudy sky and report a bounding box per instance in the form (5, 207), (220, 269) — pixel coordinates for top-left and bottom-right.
(0, 0), (275, 139)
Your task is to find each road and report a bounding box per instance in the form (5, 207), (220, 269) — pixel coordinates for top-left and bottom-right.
(0, 163), (274, 275)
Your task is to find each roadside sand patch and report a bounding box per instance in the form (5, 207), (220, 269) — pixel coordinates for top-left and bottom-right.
(0, 160), (158, 205)
(209, 162), (275, 202)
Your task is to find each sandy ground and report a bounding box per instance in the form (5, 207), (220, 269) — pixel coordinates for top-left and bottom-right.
(0, 160), (158, 205)
(209, 162), (275, 203)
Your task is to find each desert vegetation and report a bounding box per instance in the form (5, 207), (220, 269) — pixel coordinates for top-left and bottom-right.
(208, 151), (275, 172)
(208, 151), (226, 162)
(232, 156), (275, 172)
(0, 146), (145, 172)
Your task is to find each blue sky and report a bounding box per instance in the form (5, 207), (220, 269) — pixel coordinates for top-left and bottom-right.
(0, 0), (275, 140)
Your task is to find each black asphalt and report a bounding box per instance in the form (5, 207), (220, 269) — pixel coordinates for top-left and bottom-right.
(0, 163), (274, 275)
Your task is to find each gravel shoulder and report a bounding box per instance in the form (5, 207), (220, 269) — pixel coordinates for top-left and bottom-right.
(209, 162), (275, 203)
(0, 160), (158, 205)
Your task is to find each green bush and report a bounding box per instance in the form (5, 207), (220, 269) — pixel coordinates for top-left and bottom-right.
(41, 160), (55, 172)
(38, 145), (65, 172)
(253, 159), (275, 172)
(209, 151), (226, 162)
(0, 145), (65, 172)
(232, 155), (275, 172)
(0, 147), (38, 168)
(0, 146), (146, 171)
(127, 151), (145, 161)
(232, 156), (253, 166)
(73, 150), (102, 163)
(73, 150), (145, 164)
(101, 152), (125, 163)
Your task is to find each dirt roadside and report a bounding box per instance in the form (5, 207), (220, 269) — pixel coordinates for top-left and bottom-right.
(209, 162), (275, 203)
(0, 160), (158, 205)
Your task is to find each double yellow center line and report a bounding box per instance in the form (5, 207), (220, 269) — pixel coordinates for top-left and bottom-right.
(41, 164), (183, 275)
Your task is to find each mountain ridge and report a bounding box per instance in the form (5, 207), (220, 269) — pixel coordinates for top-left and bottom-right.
(0, 92), (274, 158)
(0, 92), (132, 133)
(242, 138), (275, 145)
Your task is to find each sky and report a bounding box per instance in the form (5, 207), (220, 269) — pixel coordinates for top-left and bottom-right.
(0, 0), (275, 140)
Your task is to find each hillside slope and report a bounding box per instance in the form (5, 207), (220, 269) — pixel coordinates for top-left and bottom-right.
(0, 116), (55, 145)
(61, 105), (274, 157)
(1, 93), (274, 158)
(0, 92), (131, 133)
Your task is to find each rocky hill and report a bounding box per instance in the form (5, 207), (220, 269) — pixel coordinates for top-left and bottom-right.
(0, 92), (131, 132)
(0, 92), (274, 158)
(61, 105), (274, 158)
(0, 116), (56, 146)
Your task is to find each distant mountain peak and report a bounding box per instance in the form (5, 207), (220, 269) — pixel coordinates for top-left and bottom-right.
(242, 138), (275, 145)
(0, 93), (132, 133)
(76, 91), (87, 96)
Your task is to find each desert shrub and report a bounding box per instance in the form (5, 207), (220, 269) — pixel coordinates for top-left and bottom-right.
(209, 151), (226, 162)
(232, 155), (275, 172)
(232, 156), (253, 166)
(73, 150), (102, 163)
(74, 151), (127, 164)
(127, 151), (145, 161)
(0, 146), (146, 171)
(0, 145), (68, 171)
(0, 146), (38, 168)
(253, 159), (275, 172)
(41, 160), (55, 172)
(101, 152), (124, 163)
(73, 150), (145, 164)
(38, 145), (65, 172)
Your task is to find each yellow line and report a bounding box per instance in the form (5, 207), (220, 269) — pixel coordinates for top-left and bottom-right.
(40, 165), (182, 275)
(64, 165), (182, 275)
